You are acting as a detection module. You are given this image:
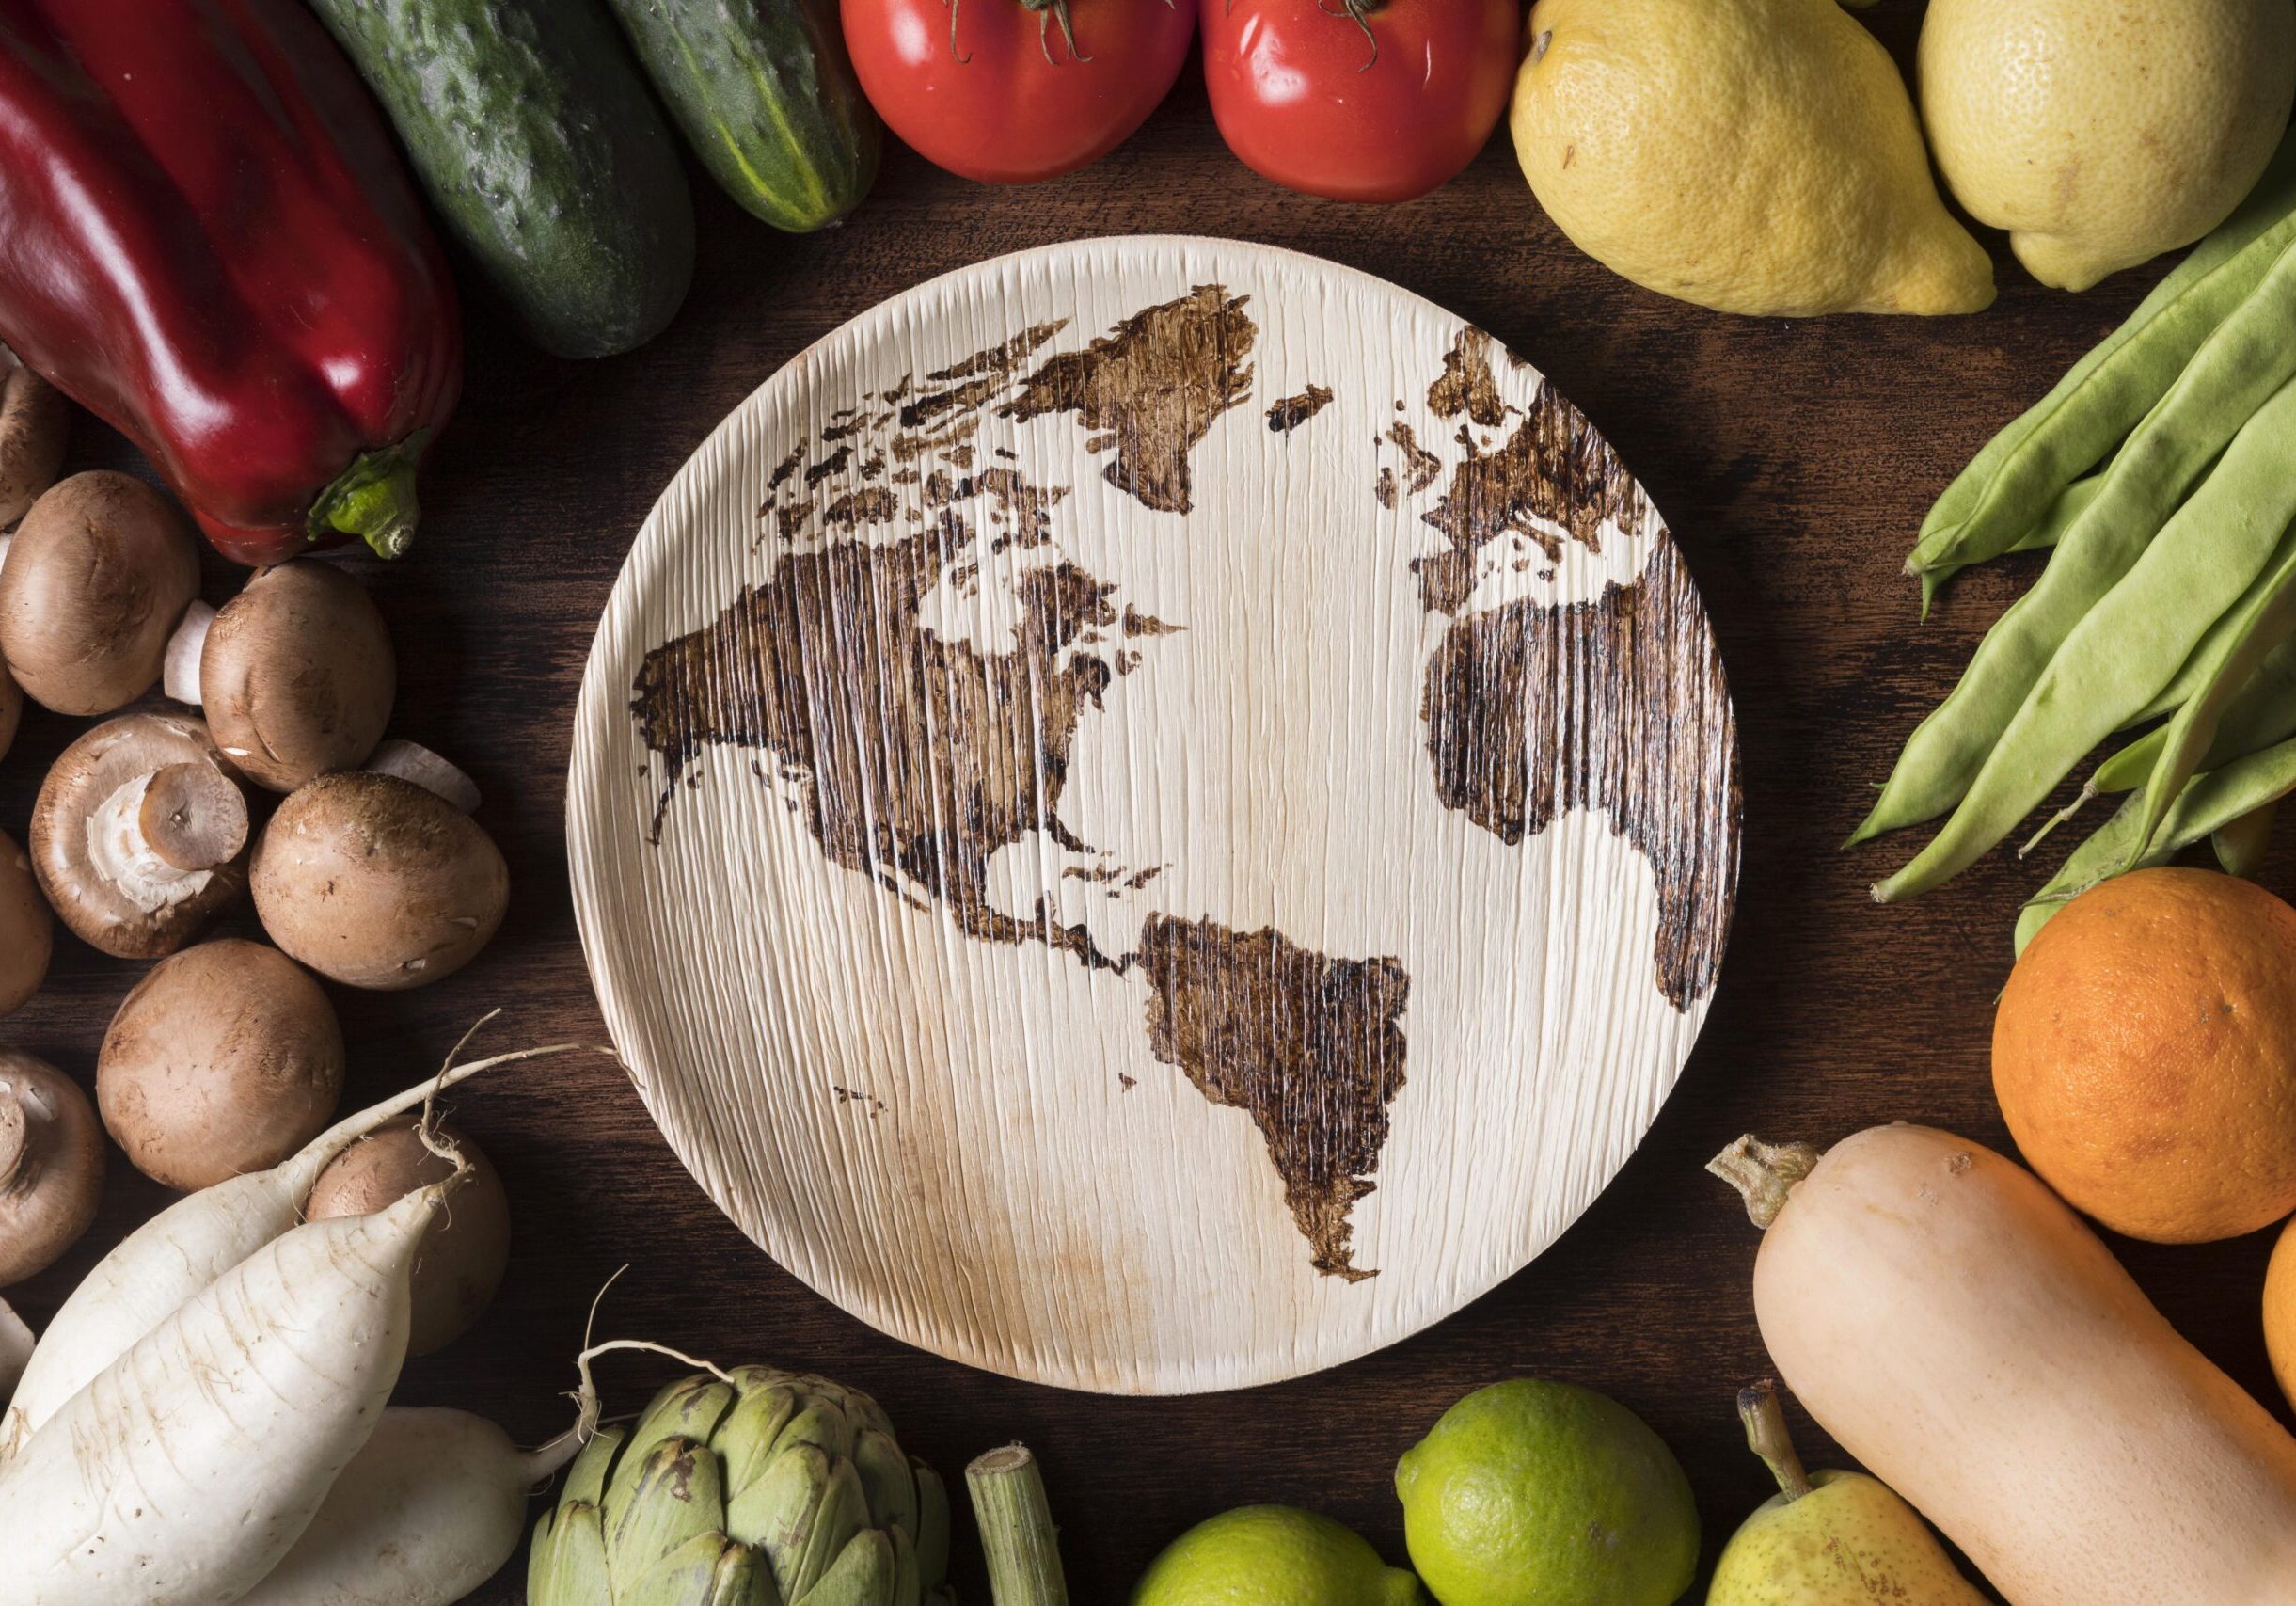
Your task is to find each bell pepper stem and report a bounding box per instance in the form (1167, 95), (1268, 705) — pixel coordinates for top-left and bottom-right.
(968, 1443), (1069, 1606)
(309, 431), (427, 559)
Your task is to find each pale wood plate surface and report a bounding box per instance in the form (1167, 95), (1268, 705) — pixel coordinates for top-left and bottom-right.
(567, 236), (1740, 1393)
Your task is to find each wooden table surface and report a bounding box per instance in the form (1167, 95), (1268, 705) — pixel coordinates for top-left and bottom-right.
(8, 6), (2285, 1598)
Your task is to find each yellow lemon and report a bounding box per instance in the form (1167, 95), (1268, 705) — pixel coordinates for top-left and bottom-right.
(1511, 0), (1993, 317)
(1919, 0), (2296, 291)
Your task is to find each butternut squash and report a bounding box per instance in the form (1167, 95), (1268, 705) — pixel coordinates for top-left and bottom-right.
(1711, 1123), (2296, 1606)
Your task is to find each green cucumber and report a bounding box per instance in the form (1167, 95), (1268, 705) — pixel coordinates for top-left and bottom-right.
(605, 0), (879, 231)
(307, 0), (695, 358)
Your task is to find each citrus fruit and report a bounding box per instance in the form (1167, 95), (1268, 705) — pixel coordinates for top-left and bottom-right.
(1919, 0), (2296, 290)
(1132, 1505), (1423, 1606)
(2265, 1216), (2296, 1410)
(1995, 867), (2296, 1243)
(1511, 0), (1991, 316)
(1395, 1379), (1698, 1606)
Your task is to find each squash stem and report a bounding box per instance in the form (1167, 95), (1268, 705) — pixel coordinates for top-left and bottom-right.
(1707, 1135), (1822, 1229)
(1739, 1380), (1815, 1501)
(968, 1443), (1069, 1606)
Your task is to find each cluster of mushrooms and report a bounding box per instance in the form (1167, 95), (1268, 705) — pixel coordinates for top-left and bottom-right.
(0, 360), (514, 1367)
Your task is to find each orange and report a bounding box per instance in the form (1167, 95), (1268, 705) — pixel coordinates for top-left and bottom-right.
(2267, 1217), (2296, 1410)
(1993, 867), (2296, 1244)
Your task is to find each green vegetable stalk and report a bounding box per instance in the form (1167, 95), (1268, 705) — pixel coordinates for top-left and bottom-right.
(969, 1444), (1069, 1606)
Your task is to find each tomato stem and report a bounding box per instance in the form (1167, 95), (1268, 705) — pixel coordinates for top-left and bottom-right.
(1317, 0), (1387, 70)
(1018, 0), (1088, 64)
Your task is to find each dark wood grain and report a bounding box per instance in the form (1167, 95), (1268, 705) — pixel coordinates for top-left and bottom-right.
(6, 6), (2283, 1599)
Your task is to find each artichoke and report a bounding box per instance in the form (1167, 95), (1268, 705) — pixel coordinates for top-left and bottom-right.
(530, 1367), (952, 1606)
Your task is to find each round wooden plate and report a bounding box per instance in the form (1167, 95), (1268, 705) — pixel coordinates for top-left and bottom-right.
(568, 237), (1739, 1394)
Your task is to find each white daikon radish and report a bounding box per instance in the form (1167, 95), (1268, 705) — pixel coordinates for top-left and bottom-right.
(234, 1404), (590, 1606)
(1715, 1124), (2296, 1606)
(0, 1171), (458, 1606)
(2, 1038), (589, 1452)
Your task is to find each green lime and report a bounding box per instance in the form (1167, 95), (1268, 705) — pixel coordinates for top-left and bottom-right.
(1132, 1504), (1425, 1606)
(1395, 1380), (1698, 1606)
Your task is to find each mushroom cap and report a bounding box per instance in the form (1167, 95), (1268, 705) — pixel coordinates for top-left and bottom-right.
(0, 827), (51, 1018)
(305, 1117), (509, 1356)
(98, 939), (345, 1192)
(202, 560), (395, 792)
(32, 712), (249, 959)
(0, 471), (198, 716)
(0, 1051), (104, 1287)
(251, 771), (509, 990)
(0, 658), (18, 765)
(0, 352), (68, 529)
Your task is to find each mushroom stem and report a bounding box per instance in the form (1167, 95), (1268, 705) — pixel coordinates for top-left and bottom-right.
(87, 762), (248, 912)
(163, 600), (216, 707)
(366, 740), (481, 814)
(0, 1297), (32, 1406)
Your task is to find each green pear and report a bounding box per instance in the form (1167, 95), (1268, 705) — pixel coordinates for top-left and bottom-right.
(1708, 1382), (1988, 1606)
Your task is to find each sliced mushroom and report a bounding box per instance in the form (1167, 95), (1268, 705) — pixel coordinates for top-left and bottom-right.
(0, 827), (50, 1018)
(32, 713), (249, 959)
(99, 939), (345, 1191)
(0, 347), (68, 529)
(0, 1052), (103, 1287)
(306, 1116), (509, 1355)
(251, 769), (507, 990)
(0, 471), (202, 716)
(168, 560), (395, 792)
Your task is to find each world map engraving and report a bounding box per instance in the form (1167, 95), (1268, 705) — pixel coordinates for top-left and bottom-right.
(631, 289), (1734, 1280)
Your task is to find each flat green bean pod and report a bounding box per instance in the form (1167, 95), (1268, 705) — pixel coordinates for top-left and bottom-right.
(2005, 471), (2103, 556)
(2121, 533), (2296, 869)
(1910, 130), (2296, 592)
(2015, 732), (2296, 954)
(2126, 516), (2296, 723)
(1919, 467), (2111, 617)
(2092, 630), (2296, 792)
(2213, 800), (2277, 877)
(1855, 333), (2296, 855)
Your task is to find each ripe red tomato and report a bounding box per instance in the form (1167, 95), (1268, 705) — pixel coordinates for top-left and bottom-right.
(1201, 0), (1521, 202)
(843, 0), (1197, 183)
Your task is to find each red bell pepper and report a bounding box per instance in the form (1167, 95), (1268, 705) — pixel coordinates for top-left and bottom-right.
(0, 0), (460, 563)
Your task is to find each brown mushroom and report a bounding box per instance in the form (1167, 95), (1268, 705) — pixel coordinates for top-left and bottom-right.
(98, 939), (344, 1191)
(251, 766), (507, 989)
(0, 470), (201, 716)
(0, 347), (68, 529)
(0, 657), (18, 765)
(305, 1116), (508, 1355)
(168, 560), (395, 792)
(0, 1052), (103, 1287)
(32, 713), (249, 959)
(0, 827), (51, 1018)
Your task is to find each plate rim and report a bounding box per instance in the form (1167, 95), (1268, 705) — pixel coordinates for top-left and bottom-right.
(566, 232), (1743, 1394)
